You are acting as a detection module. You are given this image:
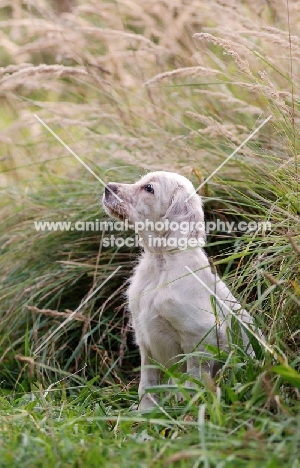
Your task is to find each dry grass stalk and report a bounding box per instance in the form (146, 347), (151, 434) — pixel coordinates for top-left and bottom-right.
(193, 32), (252, 75)
(0, 65), (91, 92)
(263, 26), (300, 43)
(143, 66), (220, 86)
(0, 63), (32, 77)
(240, 29), (300, 51)
(287, 232), (300, 256)
(27, 306), (89, 323)
(15, 354), (35, 377)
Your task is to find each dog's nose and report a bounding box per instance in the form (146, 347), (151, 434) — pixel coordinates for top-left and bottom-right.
(105, 183), (118, 197)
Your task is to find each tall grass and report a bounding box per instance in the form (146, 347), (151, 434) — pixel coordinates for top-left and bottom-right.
(0, 1), (299, 466)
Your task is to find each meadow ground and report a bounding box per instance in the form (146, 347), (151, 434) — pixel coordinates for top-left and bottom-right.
(0, 1), (299, 466)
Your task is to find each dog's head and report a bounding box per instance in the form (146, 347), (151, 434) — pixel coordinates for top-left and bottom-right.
(102, 171), (205, 249)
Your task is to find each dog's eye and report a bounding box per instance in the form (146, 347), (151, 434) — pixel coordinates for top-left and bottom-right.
(144, 184), (154, 194)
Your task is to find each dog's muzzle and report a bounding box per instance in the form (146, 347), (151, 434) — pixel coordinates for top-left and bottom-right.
(105, 183), (118, 198)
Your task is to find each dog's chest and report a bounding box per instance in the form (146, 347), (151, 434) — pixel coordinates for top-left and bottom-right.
(127, 257), (181, 349)
(128, 258), (168, 319)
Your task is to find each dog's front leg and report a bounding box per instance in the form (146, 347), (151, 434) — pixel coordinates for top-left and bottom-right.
(185, 354), (211, 387)
(138, 345), (159, 410)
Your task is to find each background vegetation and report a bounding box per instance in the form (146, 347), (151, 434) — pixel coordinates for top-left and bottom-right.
(0, 0), (299, 466)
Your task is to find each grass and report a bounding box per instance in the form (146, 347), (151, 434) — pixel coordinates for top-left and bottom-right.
(0, 0), (300, 466)
(0, 384), (299, 468)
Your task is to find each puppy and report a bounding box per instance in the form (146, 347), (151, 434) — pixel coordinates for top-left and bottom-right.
(103, 171), (260, 409)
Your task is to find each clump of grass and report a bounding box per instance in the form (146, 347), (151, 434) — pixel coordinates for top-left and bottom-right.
(0, 0), (300, 466)
(0, 172), (140, 389)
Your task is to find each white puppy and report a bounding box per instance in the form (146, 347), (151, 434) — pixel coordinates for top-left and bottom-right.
(103, 171), (259, 409)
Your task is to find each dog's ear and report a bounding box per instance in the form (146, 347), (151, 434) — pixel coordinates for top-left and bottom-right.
(163, 187), (206, 240)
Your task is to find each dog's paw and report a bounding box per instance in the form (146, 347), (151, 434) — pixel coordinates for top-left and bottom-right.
(138, 394), (158, 411)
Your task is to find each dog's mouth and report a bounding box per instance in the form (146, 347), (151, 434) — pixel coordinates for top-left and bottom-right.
(108, 207), (126, 221)
(103, 199), (127, 221)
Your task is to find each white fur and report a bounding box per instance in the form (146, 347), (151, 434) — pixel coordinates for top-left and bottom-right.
(103, 171), (258, 410)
